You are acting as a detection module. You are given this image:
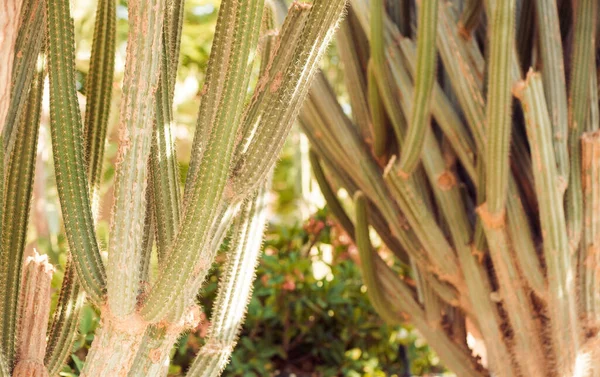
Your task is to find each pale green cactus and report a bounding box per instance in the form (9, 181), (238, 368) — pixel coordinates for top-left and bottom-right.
(0, 0), (346, 375)
(302, 0), (600, 376)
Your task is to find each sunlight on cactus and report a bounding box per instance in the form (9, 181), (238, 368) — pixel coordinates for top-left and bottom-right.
(0, 0), (346, 375)
(302, 0), (600, 376)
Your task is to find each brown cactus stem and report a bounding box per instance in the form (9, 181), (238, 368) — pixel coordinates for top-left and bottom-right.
(79, 308), (148, 377)
(14, 251), (53, 377)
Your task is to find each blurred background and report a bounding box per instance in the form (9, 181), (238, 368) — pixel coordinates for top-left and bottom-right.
(30, 0), (446, 375)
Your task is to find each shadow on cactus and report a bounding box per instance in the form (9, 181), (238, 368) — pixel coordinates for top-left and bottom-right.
(0, 0), (347, 375)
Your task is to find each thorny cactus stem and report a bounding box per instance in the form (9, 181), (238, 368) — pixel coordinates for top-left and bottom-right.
(106, 0), (165, 319)
(13, 252), (53, 377)
(0, 0), (23, 134)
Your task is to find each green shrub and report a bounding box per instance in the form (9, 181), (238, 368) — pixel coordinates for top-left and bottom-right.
(172, 210), (443, 377)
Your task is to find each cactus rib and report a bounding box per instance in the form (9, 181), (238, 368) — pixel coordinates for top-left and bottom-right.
(46, 0), (106, 304)
(484, 0), (516, 216)
(83, 0), (116, 213)
(397, 0), (438, 176)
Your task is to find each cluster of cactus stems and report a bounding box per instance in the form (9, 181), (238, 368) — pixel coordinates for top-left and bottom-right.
(0, 0), (347, 375)
(302, 0), (600, 376)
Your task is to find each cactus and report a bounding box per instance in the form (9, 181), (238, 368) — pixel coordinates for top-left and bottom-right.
(0, 0), (346, 375)
(302, 0), (600, 376)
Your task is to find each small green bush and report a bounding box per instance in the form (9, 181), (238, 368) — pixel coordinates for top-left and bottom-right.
(173, 210), (443, 377)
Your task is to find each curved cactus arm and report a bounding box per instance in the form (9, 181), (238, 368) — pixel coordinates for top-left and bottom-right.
(307, 136), (412, 267)
(396, 0), (438, 177)
(0, 67), (43, 366)
(484, 0), (516, 216)
(458, 0), (483, 37)
(106, 0), (166, 319)
(46, 0), (106, 305)
(141, 0), (265, 323)
(310, 150), (355, 239)
(368, 0), (391, 158)
(364, 0), (406, 153)
(566, 0), (597, 252)
(231, 0), (348, 198)
(3, 0), (45, 158)
(186, 183), (269, 377)
(14, 252), (53, 377)
(515, 71), (579, 374)
(396, 38), (477, 182)
(354, 192), (403, 325)
(83, 0), (116, 214)
(44, 262), (85, 377)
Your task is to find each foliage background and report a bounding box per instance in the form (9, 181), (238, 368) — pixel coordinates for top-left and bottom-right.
(28, 0), (444, 375)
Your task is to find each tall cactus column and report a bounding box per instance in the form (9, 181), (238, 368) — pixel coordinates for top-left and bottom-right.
(80, 0), (165, 373)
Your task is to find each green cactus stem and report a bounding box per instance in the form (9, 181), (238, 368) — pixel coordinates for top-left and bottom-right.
(0, 66), (43, 366)
(397, 0), (438, 176)
(44, 262), (85, 377)
(46, 0), (106, 305)
(187, 183), (269, 377)
(83, 0), (116, 215)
